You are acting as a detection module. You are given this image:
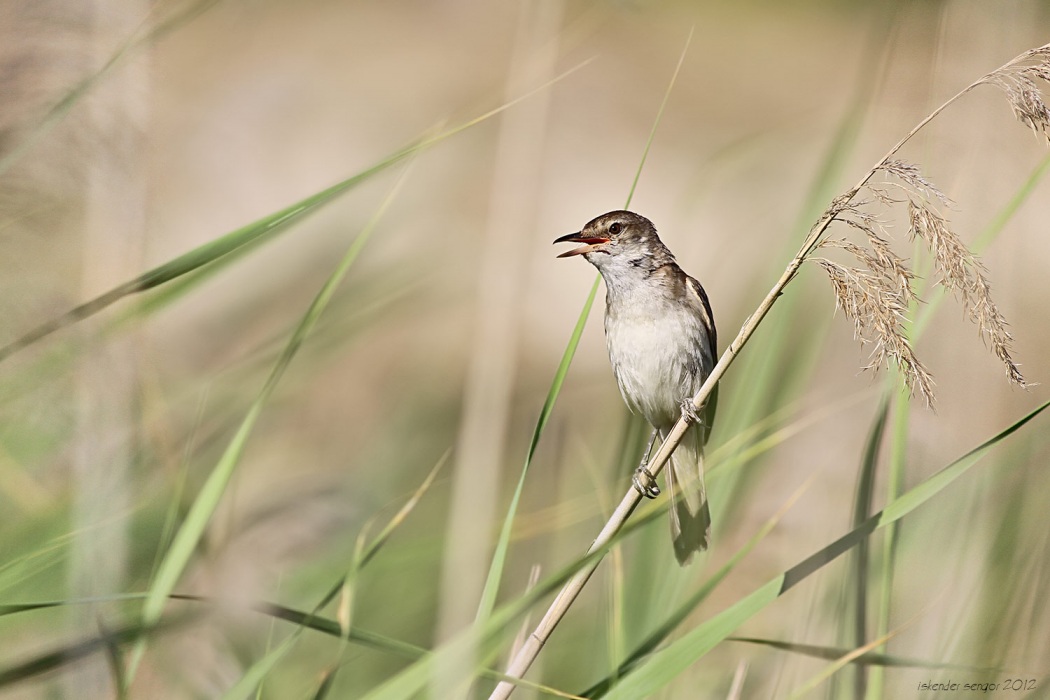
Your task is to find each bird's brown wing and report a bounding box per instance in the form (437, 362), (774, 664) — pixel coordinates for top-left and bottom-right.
(685, 274), (718, 440)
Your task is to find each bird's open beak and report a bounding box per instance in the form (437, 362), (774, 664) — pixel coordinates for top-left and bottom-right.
(553, 231), (610, 258)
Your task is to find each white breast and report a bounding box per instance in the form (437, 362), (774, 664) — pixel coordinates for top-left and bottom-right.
(605, 302), (703, 429)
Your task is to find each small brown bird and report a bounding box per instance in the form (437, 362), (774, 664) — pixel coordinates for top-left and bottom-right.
(555, 210), (716, 564)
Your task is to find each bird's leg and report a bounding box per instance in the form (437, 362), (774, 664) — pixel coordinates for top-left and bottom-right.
(632, 428), (661, 499)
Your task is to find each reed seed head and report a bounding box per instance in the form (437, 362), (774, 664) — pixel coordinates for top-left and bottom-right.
(813, 255), (935, 403)
(809, 153), (1029, 402)
(983, 46), (1050, 143)
(907, 200), (1026, 388)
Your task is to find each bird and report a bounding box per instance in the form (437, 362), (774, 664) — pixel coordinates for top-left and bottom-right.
(554, 210), (717, 564)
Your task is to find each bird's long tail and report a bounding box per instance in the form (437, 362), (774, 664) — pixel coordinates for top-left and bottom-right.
(664, 422), (711, 565)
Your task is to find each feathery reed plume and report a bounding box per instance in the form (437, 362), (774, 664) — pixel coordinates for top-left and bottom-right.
(983, 46), (1050, 143)
(810, 152), (1027, 402)
(907, 200), (1026, 387)
(812, 232), (934, 403)
(879, 159), (952, 205)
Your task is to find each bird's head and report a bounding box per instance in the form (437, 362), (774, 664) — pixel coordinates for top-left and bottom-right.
(553, 210), (662, 267)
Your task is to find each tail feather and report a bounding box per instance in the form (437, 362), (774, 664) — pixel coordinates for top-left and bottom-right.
(665, 423), (711, 565)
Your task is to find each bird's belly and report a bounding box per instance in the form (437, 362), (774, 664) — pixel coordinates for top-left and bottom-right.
(605, 312), (700, 428)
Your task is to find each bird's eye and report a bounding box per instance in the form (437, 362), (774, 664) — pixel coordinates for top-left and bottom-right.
(609, 222), (622, 235)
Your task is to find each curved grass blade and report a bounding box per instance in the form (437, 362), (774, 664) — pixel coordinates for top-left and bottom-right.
(220, 633), (301, 700)
(315, 448), (451, 612)
(0, 592), (149, 619)
(847, 399), (889, 696)
(600, 400), (1050, 699)
(474, 275), (599, 624)
(0, 0), (223, 179)
(623, 26), (693, 209)
(127, 165), (414, 683)
(313, 669), (337, 700)
(0, 60), (593, 364)
(0, 615), (188, 689)
(0, 152), (410, 364)
(728, 636), (1000, 672)
(224, 598), (584, 698)
(788, 616), (911, 699)
(580, 477), (811, 698)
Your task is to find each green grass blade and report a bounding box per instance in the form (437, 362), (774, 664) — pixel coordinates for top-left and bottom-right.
(0, 0), (222, 179)
(0, 142), (415, 364)
(728, 636), (999, 671)
(237, 598), (426, 659)
(0, 60), (593, 364)
(848, 399), (889, 696)
(474, 276), (600, 624)
(219, 633), (301, 700)
(867, 383), (910, 700)
(314, 449), (451, 613)
(0, 616), (186, 689)
(580, 478), (810, 698)
(124, 224), (286, 321)
(788, 626), (901, 699)
(0, 593), (151, 619)
(624, 26), (692, 208)
(128, 166), (412, 683)
(601, 400), (1050, 699)
(312, 669), (338, 700)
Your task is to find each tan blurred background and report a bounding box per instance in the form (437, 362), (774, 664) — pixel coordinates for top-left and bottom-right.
(1, 0), (1049, 698)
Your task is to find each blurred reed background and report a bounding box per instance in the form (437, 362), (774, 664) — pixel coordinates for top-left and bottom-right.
(1, 0), (1049, 698)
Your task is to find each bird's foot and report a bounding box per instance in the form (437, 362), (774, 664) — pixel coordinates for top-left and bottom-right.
(680, 397), (703, 425)
(632, 466), (661, 499)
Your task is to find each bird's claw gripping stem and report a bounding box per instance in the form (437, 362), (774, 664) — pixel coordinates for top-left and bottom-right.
(632, 467), (661, 499)
(680, 397), (702, 424)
